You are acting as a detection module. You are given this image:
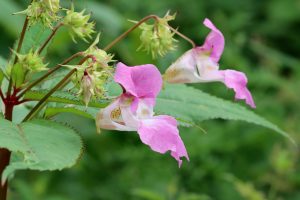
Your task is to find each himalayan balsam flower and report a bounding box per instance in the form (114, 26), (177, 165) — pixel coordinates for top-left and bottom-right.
(164, 18), (255, 108)
(96, 62), (189, 166)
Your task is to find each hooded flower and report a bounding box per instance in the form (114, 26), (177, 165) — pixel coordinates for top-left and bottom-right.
(96, 62), (189, 166)
(164, 18), (255, 108)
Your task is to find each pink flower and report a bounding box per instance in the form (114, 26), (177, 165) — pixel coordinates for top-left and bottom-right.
(165, 18), (255, 108)
(97, 62), (189, 166)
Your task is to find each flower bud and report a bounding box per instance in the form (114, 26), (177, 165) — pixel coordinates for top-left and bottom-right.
(63, 7), (95, 42)
(15, 50), (48, 73)
(79, 71), (94, 106)
(16, 0), (60, 28)
(138, 12), (177, 58)
(84, 34), (114, 69)
(43, 0), (60, 13)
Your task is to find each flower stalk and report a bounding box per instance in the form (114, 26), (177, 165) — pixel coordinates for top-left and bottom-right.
(38, 22), (64, 54)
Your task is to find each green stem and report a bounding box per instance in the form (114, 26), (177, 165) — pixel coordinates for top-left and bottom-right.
(17, 52), (83, 98)
(38, 22), (64, 55)
(22, 69), (77, 122)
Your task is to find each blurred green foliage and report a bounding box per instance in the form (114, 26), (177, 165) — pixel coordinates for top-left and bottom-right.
(0, 0), (299, 199)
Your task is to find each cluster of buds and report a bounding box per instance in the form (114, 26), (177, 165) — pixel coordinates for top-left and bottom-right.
(10, 50), (47, 88)
(16, 0), (61, 28)
(73, 35), (114, 106)
(138, 12), (177, 58)
(63, 6), (95, 42)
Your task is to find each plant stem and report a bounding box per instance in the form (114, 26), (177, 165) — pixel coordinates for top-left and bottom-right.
(22, 69), (77, 122)
(103, 14), (196, 51)
(38, 23), (64, 55)
(17, 52), (83, 98)
(103, 15), (158, 51)
(0, 90), (4, 102)
(7, 17), (30, 97)
(0, 104), (14, 200)
(167, 26), (196, 48)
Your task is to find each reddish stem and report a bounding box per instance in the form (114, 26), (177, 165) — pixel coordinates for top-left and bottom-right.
(0, 102), (14, 200)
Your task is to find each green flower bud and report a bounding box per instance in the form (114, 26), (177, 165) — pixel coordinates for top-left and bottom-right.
(84, 34), (114, 69)
(8, 49), (48, 88)
(138, 12), (177, 58)
(43, 0), (60, 13)
(63, 7), (95, 42)
(15, 50), (48, 73)
(16, 0), (60, 28)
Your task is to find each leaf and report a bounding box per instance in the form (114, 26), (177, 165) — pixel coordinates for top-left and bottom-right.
(24, 90), (110, 108)
(44, 107), (96, 119)
(155, 84), (294, 144)
(0, 119), (83, 184)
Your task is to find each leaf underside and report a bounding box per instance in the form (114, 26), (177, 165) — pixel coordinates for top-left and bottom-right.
(155, 84), (294, 144)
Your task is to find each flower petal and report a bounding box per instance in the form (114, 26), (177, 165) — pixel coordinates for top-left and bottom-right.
(202, 18), (225, 63)
(96, 97), (137, 131)
(138, 115), (189, 167)
(222, 70), (256, 108)
(114, 62), (163, 99)
(165, 49), (223, 83)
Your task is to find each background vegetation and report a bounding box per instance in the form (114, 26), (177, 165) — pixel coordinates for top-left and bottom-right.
(1, 0), (299, 199)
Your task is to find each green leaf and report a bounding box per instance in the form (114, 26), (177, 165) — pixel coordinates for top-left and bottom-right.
(156, 84), (294, 144)
(11, 63), (26, 88)
(0, 119), (83, 184)
(44, 107), (96, 119)
(24, 90), (110, 108)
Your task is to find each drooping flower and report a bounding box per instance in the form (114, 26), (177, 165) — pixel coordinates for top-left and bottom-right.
(164, 18), (255, 108)
(96, 62), (189, 166)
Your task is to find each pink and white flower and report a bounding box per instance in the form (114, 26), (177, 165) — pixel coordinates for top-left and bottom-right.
(96, 62), (189, 166)
(164, 18), (256, 108)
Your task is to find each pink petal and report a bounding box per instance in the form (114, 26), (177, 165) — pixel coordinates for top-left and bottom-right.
(202, 18), (225, 63)
(114, 62), (163, 99)
(138, 115), (189, 167)
(222, 70), (256, 108)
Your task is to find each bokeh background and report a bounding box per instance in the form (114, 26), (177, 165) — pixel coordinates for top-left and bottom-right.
(1, 0), (300, 199)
